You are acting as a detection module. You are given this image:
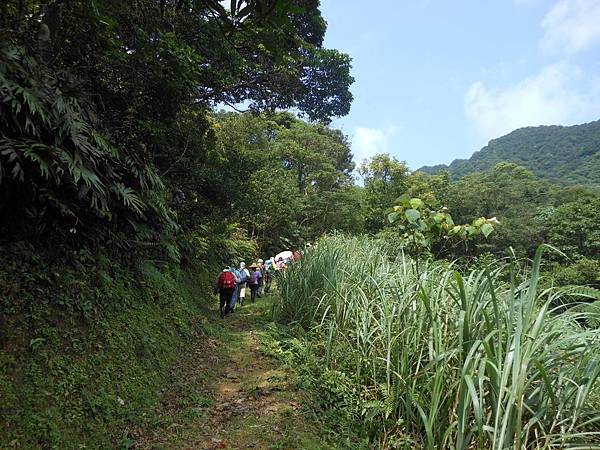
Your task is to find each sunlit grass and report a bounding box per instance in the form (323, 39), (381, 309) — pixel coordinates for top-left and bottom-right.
(276, 235), (600, 449)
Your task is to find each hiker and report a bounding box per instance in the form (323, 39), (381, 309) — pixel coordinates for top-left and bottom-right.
(229, 266), (242, 312)
(257, 259), (265, 297)
(264, 257), (274, 293)
(238, 262), (250, 306)
(265, 257), (274, 271)
(275, 257), (287, 271)
(248, 263), (262, 303)
(215, 267), (236, 318)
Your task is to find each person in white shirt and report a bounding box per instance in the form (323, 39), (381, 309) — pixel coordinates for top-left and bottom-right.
(238, 261), (250, 306)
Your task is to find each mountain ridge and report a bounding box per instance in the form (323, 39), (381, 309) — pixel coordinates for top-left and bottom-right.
(419, 120), (600, 186)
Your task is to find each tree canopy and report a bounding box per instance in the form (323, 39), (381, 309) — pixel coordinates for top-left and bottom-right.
(0, 0), (354, 255)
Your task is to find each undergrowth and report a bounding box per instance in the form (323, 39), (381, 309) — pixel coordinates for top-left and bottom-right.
(259, 320), (371, 449)
(0, 242), (212, 449)
(275, 235), (600, 449)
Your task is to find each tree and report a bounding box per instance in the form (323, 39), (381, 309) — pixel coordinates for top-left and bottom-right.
(359, 154), (410, 232)
(0, 0), (355, 253)
(276, 120), (354, 194)
(406, 170), (451, 207)
(445, 162), (552, 256)
(542, 197), (600, 260)
(212, 112), (358, 253)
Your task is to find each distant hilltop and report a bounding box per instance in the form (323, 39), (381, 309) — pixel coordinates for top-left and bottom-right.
(418, 120), (600, 187)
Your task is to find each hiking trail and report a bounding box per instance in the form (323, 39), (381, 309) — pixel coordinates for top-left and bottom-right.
(132, 295), (330, 450)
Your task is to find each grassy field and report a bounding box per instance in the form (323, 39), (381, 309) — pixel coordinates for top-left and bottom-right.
(275, 235), (600, 449)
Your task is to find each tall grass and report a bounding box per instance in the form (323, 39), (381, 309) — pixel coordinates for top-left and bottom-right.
(276, 235), (600, 449)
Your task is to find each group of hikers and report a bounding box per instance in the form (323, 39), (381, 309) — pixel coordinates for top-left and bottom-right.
(214, 251), (301, 318)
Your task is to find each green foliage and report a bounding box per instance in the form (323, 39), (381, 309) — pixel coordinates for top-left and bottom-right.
(359, 154), (410, 232)
(276, 235), (600, 449)
(0, 243), (210, 448)
(420, 120), (600, 188)
(213, 111), (362, 253)
(362, 155), (600, 299)
(259, 323), (371, 447)
(549, 258), (600, 287)
(387, 195), (497, 260)
(542, 196), (600, 260)
(422, 162), (555, 257)
(0, 40), (174, 239)
(1, 0), (354, 252)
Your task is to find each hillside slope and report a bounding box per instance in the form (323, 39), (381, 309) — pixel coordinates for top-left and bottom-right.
(0, 244), (212, 448)
(419, 120), (600, 185)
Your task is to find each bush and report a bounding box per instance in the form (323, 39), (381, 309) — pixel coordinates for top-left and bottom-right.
(551, 258), (600, 287)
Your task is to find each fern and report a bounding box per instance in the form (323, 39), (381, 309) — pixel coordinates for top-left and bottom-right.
(111, 183), (145, 215)
(556, 285), (600, 301)
(554, 286), (600, 327)
(0, 39), (174, 239)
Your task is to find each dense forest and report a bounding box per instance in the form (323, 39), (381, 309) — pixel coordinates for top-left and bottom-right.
(1, 1), (600, 449)
(419, 120), (600, 187)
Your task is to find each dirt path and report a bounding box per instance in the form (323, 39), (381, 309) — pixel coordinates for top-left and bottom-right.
(132, 295), (330, 450)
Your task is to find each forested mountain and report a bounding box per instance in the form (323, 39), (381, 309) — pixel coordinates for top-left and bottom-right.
(419, 120), (600, 186)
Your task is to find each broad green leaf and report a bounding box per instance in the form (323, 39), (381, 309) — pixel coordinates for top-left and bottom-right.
(410, 198), (424, 209)
(480, 223), (494, 237)
(396, 194), (411, 207)
(388, 211), (400, 224)
(449, 225), (462, 235)
(405, 208), (421, 223)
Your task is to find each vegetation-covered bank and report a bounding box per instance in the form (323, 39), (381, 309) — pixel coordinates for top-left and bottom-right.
(0, 244), (211, 448)
(276, 235), (600, 449)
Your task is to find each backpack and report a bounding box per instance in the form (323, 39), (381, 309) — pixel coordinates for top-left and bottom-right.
(238, 268), (248, 283)
(219, 271), (235, 289)
(232, 269), (241, 284)
(249, 271), (257, 284)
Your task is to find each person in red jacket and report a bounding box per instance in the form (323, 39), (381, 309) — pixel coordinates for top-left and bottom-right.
(215, 267), (236, 318)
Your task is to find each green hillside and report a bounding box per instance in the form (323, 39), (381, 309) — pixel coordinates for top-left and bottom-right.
(419, 120), (600, 186)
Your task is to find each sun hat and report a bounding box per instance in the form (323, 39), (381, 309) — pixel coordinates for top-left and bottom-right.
(249, 263), (258, 269)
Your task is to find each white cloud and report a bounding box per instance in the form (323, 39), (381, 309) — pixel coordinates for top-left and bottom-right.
(465, 62), (600, 140)
(541, 0), (600, 54)
(351, 126), (398, 164)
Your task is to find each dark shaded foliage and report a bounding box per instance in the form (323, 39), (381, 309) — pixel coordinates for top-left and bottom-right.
(0, 0), (354, 255)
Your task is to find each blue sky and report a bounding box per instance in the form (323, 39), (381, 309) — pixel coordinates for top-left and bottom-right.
(319, 0), (600, 170)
